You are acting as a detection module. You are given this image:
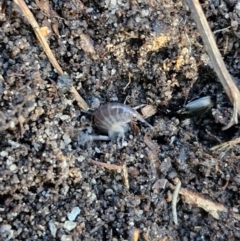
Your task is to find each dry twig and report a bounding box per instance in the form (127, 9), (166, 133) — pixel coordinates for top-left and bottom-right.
(122, 164), (129, 189)
(186, 0), (240, 130)
(13, 0), (89, 111)
(90, 160), (123, 170)
(210, 137), (240, 151)
(180, 188), (227, 219)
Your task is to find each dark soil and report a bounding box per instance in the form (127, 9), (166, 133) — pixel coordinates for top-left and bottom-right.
(1, 0), (240, 240)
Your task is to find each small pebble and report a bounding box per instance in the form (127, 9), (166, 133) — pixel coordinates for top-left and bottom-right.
(9, 164), (18, 172)
(0, 151), (8, 157)
(63, 134), (72, 145)
(141, 9), (149, 17)
(8, 140), (20, 148)
(57, 75), (73, 95)
(67, 207), (81, 221)
(48, 221), (57, 237)
(122, 141), (128, 147)
(60, 115), (70, 121)
(0, 224), (14, 240)
(94, 147), (101, 153)
(111, 69), (116, 75)
(61, 235), (73, 241)
(91, 97), (100, 109)
(63, 221), (77, 231)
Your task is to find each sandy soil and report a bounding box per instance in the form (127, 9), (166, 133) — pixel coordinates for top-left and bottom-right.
(1, 0), (240, 240)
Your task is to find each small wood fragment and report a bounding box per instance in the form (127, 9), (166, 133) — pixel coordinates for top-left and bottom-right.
(210, 137), (240, 151)
(131, 228), (140, 241)
(90, 160), (123, 170)
(141, 105), (157, 118)
(80, 33), (98, 60)
(130, 122), (140, 134)
(180, 187), (227, 219)
(122, 164), (129, 189)
(35, 0), (51, 15)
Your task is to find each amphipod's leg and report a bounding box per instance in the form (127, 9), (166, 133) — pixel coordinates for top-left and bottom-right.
(117, 131), (125, 148)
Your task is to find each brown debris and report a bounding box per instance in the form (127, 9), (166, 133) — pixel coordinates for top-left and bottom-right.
(180, 188), (228, 220)
(131, 121), (140, 134)
(144, 135), (159, 163)
(131, 228), (140, 241)
(141, 105), (157, 119)
(140, 35), (169, 54)
(39, 25), (51, 39)
(122, 164), (129, 189)
(210, 137), (240, 151)
(90, 160), (123, 170)
(152, 179), (168, 192)
(79, 33), (98, 60)
(35, 0), (51, 16)
(35, 0), (60, 18)
(51, 19), (60, 38)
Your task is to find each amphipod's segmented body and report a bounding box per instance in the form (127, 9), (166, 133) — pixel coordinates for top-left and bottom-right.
(94, 103), (153, 145)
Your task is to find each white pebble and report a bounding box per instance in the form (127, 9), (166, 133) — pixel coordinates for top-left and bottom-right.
(77, 156), (85, 162)
(86, 8), (94, 13)
(111, 69), (116, 75)
(63, 221), (77, 231)
(44, 129), (51, 136)
(122, 141), (128, 147)
(9, 164), (18, 172)
(235, 2), (240, 11)
(48, 221), (57, 237)
(108, 0), (117, 8)
(91, 97), (100, 109)
(94, 147), (101, 153)
(60, 115), (70, 121)
(67, 207), (81, 221)
(6, 158), (13, 165)
(8, 140), (20, 148)
(9, 121), (15, 129)
(135, 16), (141, 22)
(0, 224), (14, 240)
(60, 140), (66, 149)
(63, 134), (72, 145)
(129, 221), (135, 226)
(224, 13), (229, 19)
(0, 151), (8, 157)
(141, 10), (149, 17)
(61, 235), (73, 241)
